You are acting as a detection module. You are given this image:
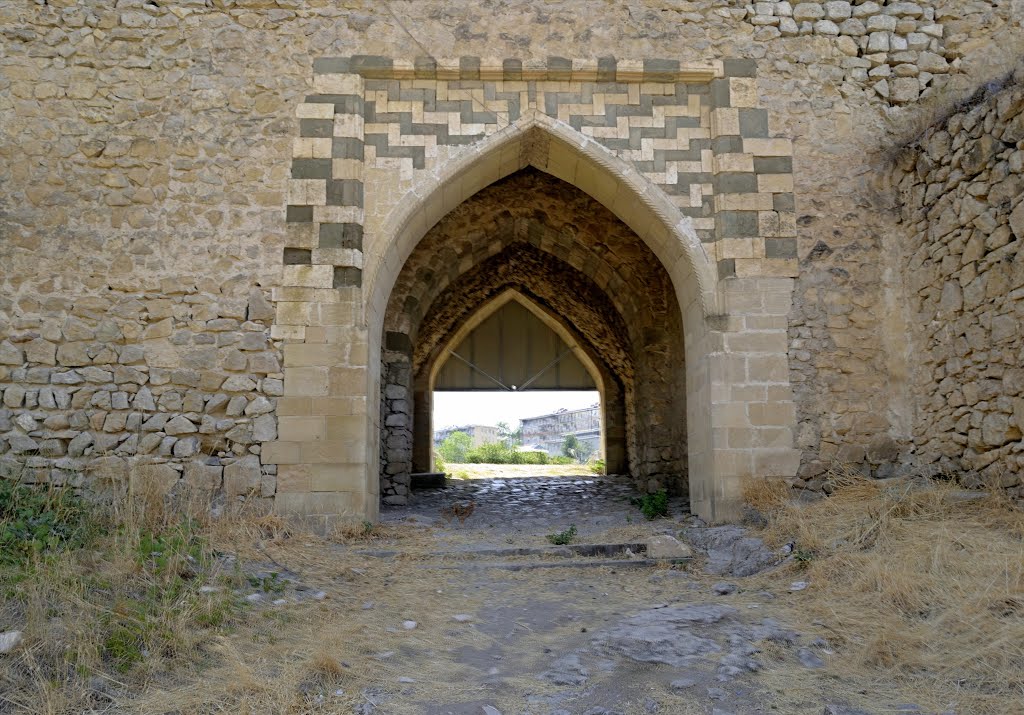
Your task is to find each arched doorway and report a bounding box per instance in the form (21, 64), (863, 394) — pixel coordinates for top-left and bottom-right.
(269, 58), (801, 526)
(378, 169), (685, 505)
(422, 289), (616, 473)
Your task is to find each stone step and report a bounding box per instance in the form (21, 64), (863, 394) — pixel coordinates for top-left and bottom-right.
(356, 541), (652, 560)
(409, 472), (447, 489)
(420, 557), (665, 572)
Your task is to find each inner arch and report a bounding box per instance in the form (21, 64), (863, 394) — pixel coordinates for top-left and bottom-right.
(430, 289), (600, 392)
(378, 169), (687, 505)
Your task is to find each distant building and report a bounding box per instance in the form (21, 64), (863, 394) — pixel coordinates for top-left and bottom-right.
(520, 404), (602, 458)
(434, 424), (500, 448)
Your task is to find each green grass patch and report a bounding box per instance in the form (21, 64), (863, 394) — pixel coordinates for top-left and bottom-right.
(0, 480), (97, 567)
(631, 490), (669, 520)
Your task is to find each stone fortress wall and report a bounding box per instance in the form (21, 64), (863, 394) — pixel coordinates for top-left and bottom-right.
(891, 78), (1024, 494)
(0, 0), (1021, 517)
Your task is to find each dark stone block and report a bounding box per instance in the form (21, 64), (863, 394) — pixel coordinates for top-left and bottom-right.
(711, 78), (731, 108)
(459, 56), (481, 80)
(773, 193), (795, 212)
(326, 179), (364, 207)
(333, 267), (362, 288)
(332, 137), (364, 160)
(283, 248), (312, 265)
(717, 172), (758, 194)
(291, 158), (331, 180)
(286, 205), (314, 223)
(597, 56), (618, 82)
(502, 58), (523, 80)
(712, 136), (743, 154)
(350, 55), (393, 78)
(738, 108), (769, 138)
(313, 57), (350, 74)
(724, 58), (757, 77)
(414, 56), (437, 78)
(319, 222), (364, 250)
(385, 331), (413, 354)
(643, 58), (679, 81)
(299, 118), (333, 138)
(411, 472), (447, 490)
(547, 56), (572, 80)
(765, 237), (798, 259)
(718, 258), (736, 279)
(754, 156), (793, 174)
(718, 211), (759, 237)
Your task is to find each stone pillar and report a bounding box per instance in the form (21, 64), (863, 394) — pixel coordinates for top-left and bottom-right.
(264, 65), (374, 529)
(686, 58), (800, 522)
(701, 277), (800, 522)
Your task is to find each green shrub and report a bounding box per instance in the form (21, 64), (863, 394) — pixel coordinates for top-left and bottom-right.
(631, 490), (669, 520)
(437, 431), (472, 463)
(521, 451), (549, 465)
(551, 456), (574, 465)
(590, 459), (606, 474)
(463, 442), (550, 465)
(562, 434), (595, 464)
(546, 525), (577, 545)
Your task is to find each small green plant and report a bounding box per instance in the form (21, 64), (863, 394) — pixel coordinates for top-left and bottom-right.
(546, 525), (578, 545)
(562, 434), (594, 464)
(793, 548), (817, 569)
(631, 490), (669, 520)
(590, 459), (606, 475)
(103, 623), (146, 673)
(0, 479), (95, 567)
(248, 572), (286, 594)
(550, 456), (574, 465)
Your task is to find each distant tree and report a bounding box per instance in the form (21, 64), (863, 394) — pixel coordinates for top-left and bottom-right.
(437, 431), (472, 463)
(562, 434), (594, 464)
(497, 421), (522, 447)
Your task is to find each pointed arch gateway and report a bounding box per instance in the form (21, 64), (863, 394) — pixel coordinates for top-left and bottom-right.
(269, 57), (801, 527)
(415, 288), (628, 477)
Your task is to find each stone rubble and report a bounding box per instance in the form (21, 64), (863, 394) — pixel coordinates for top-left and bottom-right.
(743, 0), (960, 104)
(0, 630), (24, 655)
(684, 525), (781, 577)
(892, 79), (1024, 498)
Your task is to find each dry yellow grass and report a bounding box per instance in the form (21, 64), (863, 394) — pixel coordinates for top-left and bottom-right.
(4, 468), (1022, 715)
(743, 472), (1024, 714)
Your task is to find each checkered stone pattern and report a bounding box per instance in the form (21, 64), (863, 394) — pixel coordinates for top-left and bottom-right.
(286, 56), (797, 287)
(285, 71), (366, 294)
(707, 69), (798, 280)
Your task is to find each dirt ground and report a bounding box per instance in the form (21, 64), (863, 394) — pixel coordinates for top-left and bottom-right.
(3, 474), (1020, 715)
(121, 476), (1023, 714)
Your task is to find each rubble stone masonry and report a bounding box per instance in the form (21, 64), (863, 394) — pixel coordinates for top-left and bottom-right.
(892, 79), (1024, 497)
(0, 0), (1021, 521)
